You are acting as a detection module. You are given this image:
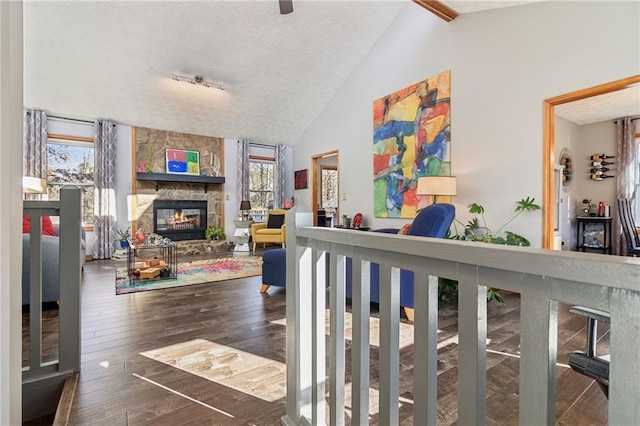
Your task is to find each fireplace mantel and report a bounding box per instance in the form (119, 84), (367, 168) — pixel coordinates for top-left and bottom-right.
(136, 172), (225, 192)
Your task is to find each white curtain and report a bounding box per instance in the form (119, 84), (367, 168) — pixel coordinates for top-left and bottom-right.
(274, 144), (286, 208)
(92, 120), (117, 259)
(237, 140), (250, 204)
(615, 117), (637, 255)
(22, 109), (48, 200)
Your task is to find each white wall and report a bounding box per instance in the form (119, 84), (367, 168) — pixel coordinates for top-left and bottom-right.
(224, 139), (238, 239)
(573, 120), (617, 216)
(555, 116), (581, 250)
(0, 1), (24, 422)
(114, 124), (133, 245)
(293, 1), (640, 247)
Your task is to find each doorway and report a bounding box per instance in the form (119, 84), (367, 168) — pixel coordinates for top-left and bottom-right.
(311, 150), (339, 227)
(542, 75), (640, 248)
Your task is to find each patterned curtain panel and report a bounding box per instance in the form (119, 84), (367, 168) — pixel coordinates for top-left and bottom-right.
(92, 120), (117, 260)
(237, 140), (250, 202)
(615, 117), (638, 256)
(274, 144), (286, 208)
(22, 109), (48, 200)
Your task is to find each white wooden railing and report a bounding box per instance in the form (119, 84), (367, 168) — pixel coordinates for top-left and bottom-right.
(281, 208), (640, 426)
(22, 187), (82, 419)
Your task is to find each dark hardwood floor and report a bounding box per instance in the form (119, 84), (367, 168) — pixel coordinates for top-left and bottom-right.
(23, 254), (609, 425)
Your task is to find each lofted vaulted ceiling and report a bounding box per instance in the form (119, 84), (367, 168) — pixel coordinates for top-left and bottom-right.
(27, 0), (629, 146)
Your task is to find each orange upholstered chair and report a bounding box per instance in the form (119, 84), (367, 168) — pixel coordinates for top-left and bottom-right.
(250, 209), (287, 251)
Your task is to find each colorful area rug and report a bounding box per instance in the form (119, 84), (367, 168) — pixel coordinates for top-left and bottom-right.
(116, 256), (262, 295)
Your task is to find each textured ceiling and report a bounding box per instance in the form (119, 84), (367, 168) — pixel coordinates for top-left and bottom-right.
(24, 0), (408, 145)
(27, 0), (597, 146)
(555, 86), (640, 126)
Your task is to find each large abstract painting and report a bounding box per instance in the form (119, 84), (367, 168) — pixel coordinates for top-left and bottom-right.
(373, 71), (451, 218)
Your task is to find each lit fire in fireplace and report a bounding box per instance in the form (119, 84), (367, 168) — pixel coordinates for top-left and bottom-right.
(167, 210), (197, 230)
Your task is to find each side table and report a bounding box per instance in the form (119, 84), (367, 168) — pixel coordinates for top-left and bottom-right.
(576, 216), (612, 254)
(233, 220), (254, 253)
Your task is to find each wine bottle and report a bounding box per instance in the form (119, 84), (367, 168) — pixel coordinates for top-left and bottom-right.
(591, 154), (615, 161)
(590, 167), (611, 174)
(591, 173), (614, 180)
(592, 160), (614, 167)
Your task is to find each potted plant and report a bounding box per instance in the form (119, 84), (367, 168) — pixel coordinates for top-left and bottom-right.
(205, 225), (226, 241)
(116, 226), (131, 248)
(441, 197), (541, 304)
(342, 214), (351, 228)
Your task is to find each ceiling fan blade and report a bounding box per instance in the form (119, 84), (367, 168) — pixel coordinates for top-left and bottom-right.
(279, 0), (293, 14)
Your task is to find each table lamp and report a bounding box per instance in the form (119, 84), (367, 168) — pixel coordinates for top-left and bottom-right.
(416, 176), (457, 204)
(240, 200), (251, 221)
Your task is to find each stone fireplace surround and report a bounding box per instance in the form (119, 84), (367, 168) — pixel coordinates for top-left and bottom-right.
(132, 127), (227, 255)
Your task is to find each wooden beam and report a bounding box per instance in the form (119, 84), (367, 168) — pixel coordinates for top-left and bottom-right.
(412, 0), (458, 22)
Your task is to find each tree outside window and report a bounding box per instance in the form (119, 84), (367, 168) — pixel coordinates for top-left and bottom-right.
(321, 167), (338, 207)
(249, 159), (274, 216)
(47, 140), (95, 225)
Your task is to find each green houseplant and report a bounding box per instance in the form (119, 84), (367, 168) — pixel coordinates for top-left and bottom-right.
(116, 226), (131, 248)
(440, 197), (541, 304)
(205, 225), (226, 241)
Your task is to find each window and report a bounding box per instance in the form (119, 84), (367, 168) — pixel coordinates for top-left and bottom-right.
(47, 139), (95, 225)
(321, 166), (338, 207)
(249, 157), (274, 220)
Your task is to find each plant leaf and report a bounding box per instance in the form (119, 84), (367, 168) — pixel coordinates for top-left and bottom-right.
(505, 231), (530, 246)
(468, 203), (485, 214)
(515, 197), (541, 212)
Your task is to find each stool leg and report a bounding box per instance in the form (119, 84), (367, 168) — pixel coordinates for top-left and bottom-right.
(260, 284), (270, 293)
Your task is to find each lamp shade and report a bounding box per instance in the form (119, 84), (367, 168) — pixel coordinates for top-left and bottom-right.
(22, 176), (47, 194)
(240, 200), (252, 210)
(416, 176), (457, 196)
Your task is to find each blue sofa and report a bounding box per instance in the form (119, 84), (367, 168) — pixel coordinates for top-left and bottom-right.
(260, 248), (287, 292)
(345, 203), (455, 320)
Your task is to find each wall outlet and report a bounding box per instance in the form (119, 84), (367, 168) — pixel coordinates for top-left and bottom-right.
(342, 192), (347, 201)
(225, 193), (230, 200)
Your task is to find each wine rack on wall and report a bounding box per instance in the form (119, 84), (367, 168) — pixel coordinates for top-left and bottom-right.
(590, 153), (615, 181)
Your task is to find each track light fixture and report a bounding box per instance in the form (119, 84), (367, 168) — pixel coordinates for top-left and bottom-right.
(171, 72), (224, 91)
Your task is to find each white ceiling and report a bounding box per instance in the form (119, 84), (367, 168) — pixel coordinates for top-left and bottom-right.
(554, 85), (640, 126)
(25, 0), (629, 146)
(23, 0), (408, 145)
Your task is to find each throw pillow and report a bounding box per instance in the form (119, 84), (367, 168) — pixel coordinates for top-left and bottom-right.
(397, 223), (411, 235)
(23, 216), (57, 236)
(267, 214), (285, 229)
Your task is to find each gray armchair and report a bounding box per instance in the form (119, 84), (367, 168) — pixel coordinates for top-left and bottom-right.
(22, 224), (85, 305)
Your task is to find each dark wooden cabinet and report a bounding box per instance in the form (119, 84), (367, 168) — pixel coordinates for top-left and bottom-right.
(576, 216), (612, 254)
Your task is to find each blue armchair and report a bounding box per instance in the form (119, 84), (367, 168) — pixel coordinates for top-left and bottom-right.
(346, 203), (455, 321)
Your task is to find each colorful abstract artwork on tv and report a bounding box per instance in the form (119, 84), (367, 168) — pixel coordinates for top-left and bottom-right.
(373, 70), (451, 218)
(166, 149), (200, 175)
